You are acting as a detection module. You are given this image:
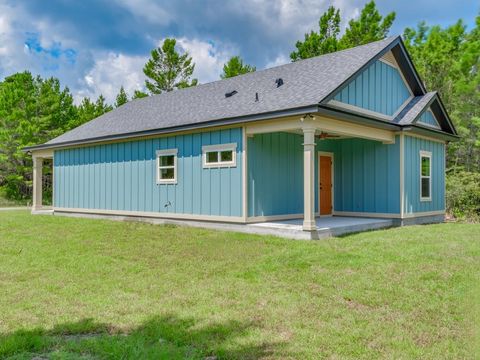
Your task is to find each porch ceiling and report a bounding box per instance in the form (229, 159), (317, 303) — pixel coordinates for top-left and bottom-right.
(244, 113), (396, 144)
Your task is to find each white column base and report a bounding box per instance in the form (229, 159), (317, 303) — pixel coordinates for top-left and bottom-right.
(302, 219), (317, 231)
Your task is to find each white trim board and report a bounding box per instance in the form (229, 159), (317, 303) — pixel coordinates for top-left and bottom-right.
(54, 207), (245, 223)
(202, 142), (237, 168)
(246, 213), (304, 223)
(333, 210), (445, 219)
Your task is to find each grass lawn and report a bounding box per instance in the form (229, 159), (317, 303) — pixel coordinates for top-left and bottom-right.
(0, 211), (478, 359)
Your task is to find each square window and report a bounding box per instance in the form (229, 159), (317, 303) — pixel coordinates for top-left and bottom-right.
(206, 151), (219, 163)
(421, 178), (430, 198)
(156, 149), (177, 184)
(421, 157), (430, 176)
(160, 155), (174, 167)
(220, 150), (233, 162)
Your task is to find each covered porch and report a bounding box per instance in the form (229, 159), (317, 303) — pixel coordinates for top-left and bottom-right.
(245, 113), (400, 231)
(30, 148), (54, 212)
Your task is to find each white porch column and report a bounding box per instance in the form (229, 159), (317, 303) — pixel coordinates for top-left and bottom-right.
(302, 126), (316, 231)
(32, 156), (43, 210)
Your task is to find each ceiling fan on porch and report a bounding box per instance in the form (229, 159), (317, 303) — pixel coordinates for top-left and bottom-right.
(316, 132), (340, 140)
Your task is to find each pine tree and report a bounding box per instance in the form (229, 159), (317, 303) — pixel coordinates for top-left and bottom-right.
(115, 86), (129, 107)
(143, 38), (198, 94)
(340, 1), (396, 48)
(220, 56), (256, 78)
(132, 90), (148, 99)
(291, 6), (341, 61)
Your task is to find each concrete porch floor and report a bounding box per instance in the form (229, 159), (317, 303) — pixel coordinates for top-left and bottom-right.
(48, 210), (394, 240)
(247, 216), (394, 240)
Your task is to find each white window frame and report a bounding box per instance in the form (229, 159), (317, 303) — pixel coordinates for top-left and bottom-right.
(156, 149), (178, 184)
(420, 150), (432, 202)
(202, 143), (237, 168)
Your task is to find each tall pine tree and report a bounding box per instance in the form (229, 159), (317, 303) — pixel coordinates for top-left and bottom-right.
(143, 38), (198, 94)
(221, 56), (256, 78)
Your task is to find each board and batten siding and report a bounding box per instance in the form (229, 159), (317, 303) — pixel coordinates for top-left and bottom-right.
(325, 137), (401, 214)
(247, 132), (308, 217)
(247, 132), (400, 217)
(417, 109), (440, 128)
(403, 135), (445, 214)
(54, 128), (243, 217)
(333, 60), (411, 117)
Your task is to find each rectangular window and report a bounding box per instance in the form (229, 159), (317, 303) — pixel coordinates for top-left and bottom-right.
(202, 143), (237, 168)
(420, 150), (431, 201)
(156, 149), (177, 184)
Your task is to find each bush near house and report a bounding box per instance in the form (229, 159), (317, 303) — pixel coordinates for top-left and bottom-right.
(446, 170), (480, 221)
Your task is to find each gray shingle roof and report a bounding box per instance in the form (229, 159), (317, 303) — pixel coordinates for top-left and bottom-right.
(394, 91), (436, 125)
(45, 37), (398, 146)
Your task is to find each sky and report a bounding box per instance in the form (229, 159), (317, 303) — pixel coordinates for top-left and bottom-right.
(0, 0), (477, 104)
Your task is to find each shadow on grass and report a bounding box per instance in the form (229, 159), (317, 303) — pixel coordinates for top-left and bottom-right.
(0, 314), (279, 359)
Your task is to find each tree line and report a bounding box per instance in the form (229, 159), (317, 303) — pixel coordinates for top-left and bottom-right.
(0, 1), (478, 218)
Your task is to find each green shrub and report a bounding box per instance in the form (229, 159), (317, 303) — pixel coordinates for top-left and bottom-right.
(446, 170), (480, 222)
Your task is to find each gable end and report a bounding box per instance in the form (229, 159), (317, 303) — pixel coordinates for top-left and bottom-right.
(328, 52), (413, 120)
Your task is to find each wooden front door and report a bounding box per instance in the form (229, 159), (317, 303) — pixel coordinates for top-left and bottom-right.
(319, 155), (333, 215)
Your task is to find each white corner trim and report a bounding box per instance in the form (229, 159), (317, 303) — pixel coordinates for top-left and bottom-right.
(202, 142), (237, 168)
(242, 127), (248, 221)
(156, 148), (178, 185)
(420, 150), (432, 202)
(399, 133), (405, 218)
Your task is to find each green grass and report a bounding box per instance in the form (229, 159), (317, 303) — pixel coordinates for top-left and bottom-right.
(0, 211), (478, 359)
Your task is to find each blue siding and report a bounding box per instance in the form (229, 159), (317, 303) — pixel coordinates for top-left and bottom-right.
(326, 137), (400, 214)
(247, 132), (306, 217)
(334, 60), (411, 116)
(54, 128), (243, 217)
(403, 135), (445, 214)
(247, 133), (400, 217)
(418, 109), (440, 128)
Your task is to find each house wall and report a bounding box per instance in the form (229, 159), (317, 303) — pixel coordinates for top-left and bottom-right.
(247, 132), (401, 217)
(403, 135), (445, 214)
(326, 137), (401, 214)
(417, 109), (440, 128)
(247, 132), (307, 217)
(333, 60), (411, 117)
(54, 127), (243, 218)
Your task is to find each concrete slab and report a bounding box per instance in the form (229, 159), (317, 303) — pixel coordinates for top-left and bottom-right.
(249, 217), (394, 239)
(51, 210), (394, 240)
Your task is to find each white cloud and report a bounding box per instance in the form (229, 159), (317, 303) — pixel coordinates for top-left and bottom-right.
(77, 52), (147, 104)
(265, 54), (290, 69)
(174, 38), (235, 83)
(114, 0), (170, 25)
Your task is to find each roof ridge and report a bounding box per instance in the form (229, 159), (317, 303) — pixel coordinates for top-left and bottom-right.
(131, 36), (400, 104)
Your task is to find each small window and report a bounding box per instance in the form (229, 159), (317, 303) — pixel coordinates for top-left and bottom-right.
(156, 149), (177, 184)
(420, 151), (431, 201)
(202, 143), (237, 168)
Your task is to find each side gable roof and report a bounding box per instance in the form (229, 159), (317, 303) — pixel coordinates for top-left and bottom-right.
(30, 37), (398, 150)
(26, 35), (457, 151)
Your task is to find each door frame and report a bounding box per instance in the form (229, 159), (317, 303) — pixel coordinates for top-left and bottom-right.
(318, 152), (334, 217)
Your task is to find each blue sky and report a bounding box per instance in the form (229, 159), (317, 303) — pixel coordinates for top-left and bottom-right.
(0, 0), (477, 103)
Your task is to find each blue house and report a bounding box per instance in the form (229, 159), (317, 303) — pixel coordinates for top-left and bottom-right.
(26, 36), (458, 235)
